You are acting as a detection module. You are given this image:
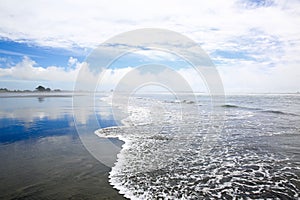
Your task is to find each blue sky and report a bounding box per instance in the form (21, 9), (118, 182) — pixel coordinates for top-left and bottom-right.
(0, 40), (87, 90)
(0, 0), (299, 93)
(0, 40), (86, 68)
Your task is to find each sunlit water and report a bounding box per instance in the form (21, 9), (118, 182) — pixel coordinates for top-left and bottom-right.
(96, 94), (300, 199)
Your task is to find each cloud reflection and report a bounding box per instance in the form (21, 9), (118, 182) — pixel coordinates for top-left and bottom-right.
(0, 93), (113, 125)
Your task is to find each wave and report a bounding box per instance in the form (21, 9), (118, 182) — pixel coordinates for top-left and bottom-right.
(221, 104), (262, 110)
(261, 110), (299, 116)
(166, 99), (195, 104)
(221, 104), (239, 108)
(221, 104), (299, 116)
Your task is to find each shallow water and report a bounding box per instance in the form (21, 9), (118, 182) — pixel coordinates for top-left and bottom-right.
(97, 94), (300, 199)
(0, 93), (126, 199)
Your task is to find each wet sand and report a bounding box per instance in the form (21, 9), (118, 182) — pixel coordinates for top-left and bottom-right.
(0, 129), (126, 200)
(0, 93), (127, 199)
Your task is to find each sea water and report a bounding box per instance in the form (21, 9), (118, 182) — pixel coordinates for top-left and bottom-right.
(96, 94), (300, 199)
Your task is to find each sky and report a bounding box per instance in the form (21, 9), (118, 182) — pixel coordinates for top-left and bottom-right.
(0, 0), (299, 93)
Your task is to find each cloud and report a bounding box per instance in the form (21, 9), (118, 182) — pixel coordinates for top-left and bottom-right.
(217, 60), (300, 93)
(68, 56), (78, 67)
(0, 56), (80, 82)
(0, 56), (101, 90)
(0, 0), (299, 51)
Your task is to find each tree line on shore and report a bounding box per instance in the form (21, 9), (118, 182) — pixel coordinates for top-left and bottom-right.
(0, 85), (61, 93)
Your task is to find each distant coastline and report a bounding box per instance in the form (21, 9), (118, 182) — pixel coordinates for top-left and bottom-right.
(0, 85), (62, 93)
(0, 86), (73, 98)
(1, 86), (299, 96)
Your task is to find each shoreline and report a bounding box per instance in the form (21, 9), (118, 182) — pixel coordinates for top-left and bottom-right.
(94, 126), (130, 197)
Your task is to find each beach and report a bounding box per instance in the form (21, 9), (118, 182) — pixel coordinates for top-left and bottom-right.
(1, 92), (300, 199)
(0, 93), (126, 199)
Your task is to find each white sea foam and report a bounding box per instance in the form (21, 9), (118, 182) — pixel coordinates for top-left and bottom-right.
(95, 95), (300, 199)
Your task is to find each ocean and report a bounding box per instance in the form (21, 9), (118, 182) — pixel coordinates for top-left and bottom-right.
(97, 93), (300, 199)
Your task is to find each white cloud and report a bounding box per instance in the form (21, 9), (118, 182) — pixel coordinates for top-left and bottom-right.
(0, 56), (80, 82)
(134, 50), (179, 62)
(97, 64), (209, 93)
(217, 60), (300, 93)
(68, 56), (78, 67)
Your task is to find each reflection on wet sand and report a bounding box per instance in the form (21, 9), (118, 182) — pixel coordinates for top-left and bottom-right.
(0, 93), (126, 199)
